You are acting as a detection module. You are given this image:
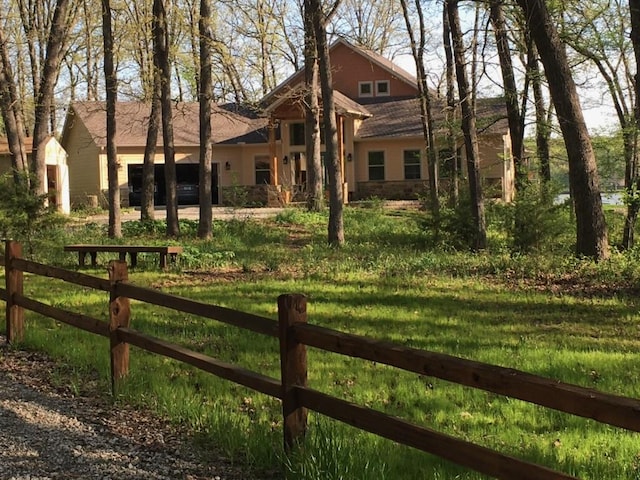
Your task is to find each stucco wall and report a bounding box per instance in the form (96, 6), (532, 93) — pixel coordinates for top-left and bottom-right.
(65, 119), (102, 207)
(0, 157), (12, 175)
(353, 138), (426, 183)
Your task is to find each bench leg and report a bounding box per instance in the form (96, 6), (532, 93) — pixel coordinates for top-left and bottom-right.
(159, 253), (167, 269)
(78, 252), (86, 267)
(90, 252), (98, 267)
(130, 252), (138, 268)
(119, 252), (127, 262)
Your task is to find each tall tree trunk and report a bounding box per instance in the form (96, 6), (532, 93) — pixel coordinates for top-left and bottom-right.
(489, 0), (526, 190)
(17, 0), (43, 106)
(446, 0), (487, 250)
(469, 2), (482, 112)
(628, 0), (640, 249)
(188, 2), (200, 99)
(311, 0), (344, 246)
(82, 0), (99, 101)
(0, 26), (29, 184)
(30, 0), (71, 196)
(528, 41), (551, 184)
(563, 6), (636, 248)
(442, 2), (458, 205)
(198, 0), (213, 239)
(141, 74), (161, 221)
(622, 130), (639, 249)
(103, 0), (121, 238)
(400, 0), (439, 224)
(304, 0), (323, 212)
(516, 0), (609, 260)
(153, 0), (179, 237)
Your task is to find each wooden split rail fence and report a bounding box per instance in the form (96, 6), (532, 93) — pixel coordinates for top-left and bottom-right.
(2, 239), (639, 480)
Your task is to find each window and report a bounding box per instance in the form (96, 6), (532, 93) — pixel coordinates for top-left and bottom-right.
(255, 156), (271, 185)
(404, 150), (421, 180)
(359, 81), (373, 98)
(289, 123), (305, 146)
(368, 151), (385, 181)
(376, 80), (390, 97)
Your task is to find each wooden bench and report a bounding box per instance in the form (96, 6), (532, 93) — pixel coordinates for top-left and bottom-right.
(64, 244), (183, 269)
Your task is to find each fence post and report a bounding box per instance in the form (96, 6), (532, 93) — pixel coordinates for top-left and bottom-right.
(5, 240), (24, 344)
(108, 260), (131, 395)
(278, 293), (308, 451)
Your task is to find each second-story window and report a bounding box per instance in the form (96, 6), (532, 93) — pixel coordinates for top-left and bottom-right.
(359, 81), (373, 98)
(376, 80), (390, 96)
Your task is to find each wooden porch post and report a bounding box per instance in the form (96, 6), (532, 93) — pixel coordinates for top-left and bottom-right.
(268, 118), (280, 206)
(336, 113), (347, 204)
(337, 113), (344, 181)
(269, 118), (279, 186)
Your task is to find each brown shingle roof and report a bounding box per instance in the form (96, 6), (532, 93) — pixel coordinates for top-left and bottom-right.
(334, 91), (372, 118)
(264, 85), (371, 119)
(0, 136), (57, 155)
(356, 97), (508, 139)
(0, 137), (34, 155)
(69, 101), (269, 147)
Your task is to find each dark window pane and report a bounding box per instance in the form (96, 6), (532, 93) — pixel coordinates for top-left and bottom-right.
(359, 82), (373, 96)
(376, 81), (389, 95)
(404, 150), (421, 180)
(255, 157), (271, 185)
(290, 123), (305, 146)
(368, 151), (385, 181)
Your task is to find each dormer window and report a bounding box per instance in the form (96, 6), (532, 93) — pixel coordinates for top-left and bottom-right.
(376, 80), (390, 96)
(359, 81), (373, 98)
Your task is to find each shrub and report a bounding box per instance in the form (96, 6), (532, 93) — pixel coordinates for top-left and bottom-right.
(224, 174), (249, 207)
(0, 173), (66, 255)
(506, 183), (571, 254)
(420, 189), (480, 251)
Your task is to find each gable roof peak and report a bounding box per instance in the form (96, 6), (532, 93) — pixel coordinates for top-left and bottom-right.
(330, 37), (417, 86)
(262, 37), (418, 106)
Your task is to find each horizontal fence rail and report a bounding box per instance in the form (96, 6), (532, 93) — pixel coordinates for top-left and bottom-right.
(2, 239), (638, 479)
(294, 323), (640, 432)
(14, 294), (110, 338)
(116, 282), (279, 337)
(117, 327), (282, 399)
(14, 258), (111, 291)
(298, 387), (576, 480)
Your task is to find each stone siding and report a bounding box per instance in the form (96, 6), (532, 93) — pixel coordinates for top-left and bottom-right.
(220, 184), (269, 207)
(354, 180), (427, 201)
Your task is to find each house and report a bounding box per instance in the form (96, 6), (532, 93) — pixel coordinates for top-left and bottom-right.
(60, 39), (514, 209)
(0, 136), (71, 214)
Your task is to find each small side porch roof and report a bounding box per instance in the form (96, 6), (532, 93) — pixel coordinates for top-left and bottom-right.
(263, 84), (372, 121)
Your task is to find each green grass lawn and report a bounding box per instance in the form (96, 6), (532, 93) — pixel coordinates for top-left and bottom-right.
(3, 205), (640, 479)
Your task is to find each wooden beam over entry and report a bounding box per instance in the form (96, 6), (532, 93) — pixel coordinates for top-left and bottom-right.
(269, 118), (279, 186)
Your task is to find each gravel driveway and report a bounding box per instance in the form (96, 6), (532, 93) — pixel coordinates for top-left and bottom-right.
(0, 337), (277, 480)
